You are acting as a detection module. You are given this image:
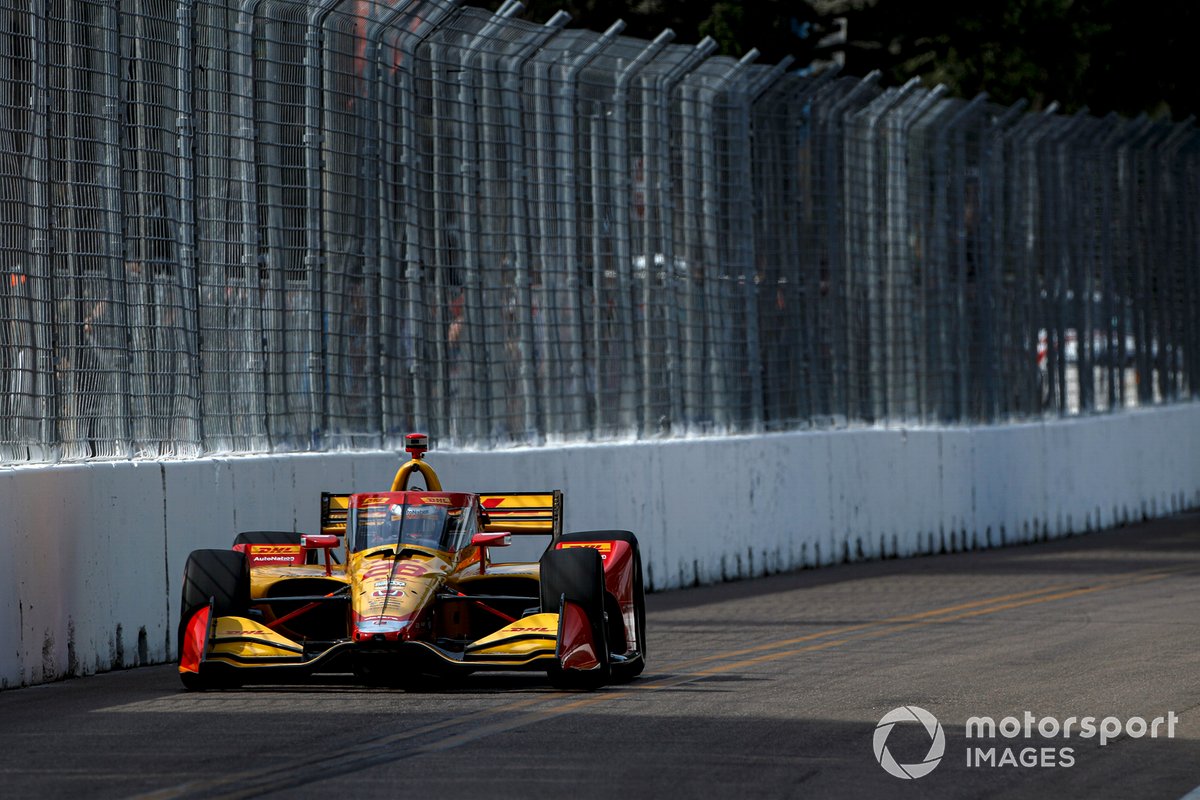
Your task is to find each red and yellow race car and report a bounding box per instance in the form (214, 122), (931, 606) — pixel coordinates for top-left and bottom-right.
(177, 434), (646, 690)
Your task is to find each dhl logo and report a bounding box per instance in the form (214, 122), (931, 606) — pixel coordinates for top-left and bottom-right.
(252, 545), (301, 554)
(508, 626), (552, 632)
(420, 495), (451, 505)
(559, 542), (613, 553)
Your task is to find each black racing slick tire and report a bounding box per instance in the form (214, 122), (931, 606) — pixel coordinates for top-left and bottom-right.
(232, 530), (302, 546)
(540, 547), (609, 689)
(558, 530), (646, 682)
(557, 529), (639, 547)
(610, 552), (647, 682)
(178, 549), (250, 690)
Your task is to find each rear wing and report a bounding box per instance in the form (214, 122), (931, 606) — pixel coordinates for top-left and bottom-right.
(479, 491), (562, 537)
(321, 490), (562, 538)
(321, 492), (351, 536)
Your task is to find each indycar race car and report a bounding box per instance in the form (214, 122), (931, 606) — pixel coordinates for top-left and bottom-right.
(177, 434), (646, 690)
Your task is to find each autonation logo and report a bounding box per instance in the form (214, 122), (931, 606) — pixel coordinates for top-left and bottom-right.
(874, 708), (1180, 778)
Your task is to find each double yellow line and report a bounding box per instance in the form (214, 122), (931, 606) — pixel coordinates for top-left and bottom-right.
(652, 565), (1187, 680)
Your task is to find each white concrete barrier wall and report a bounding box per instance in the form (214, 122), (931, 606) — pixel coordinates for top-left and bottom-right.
(3, 404), (1198, 689)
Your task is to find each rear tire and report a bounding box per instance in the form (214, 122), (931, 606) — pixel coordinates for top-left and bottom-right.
(541, 547), (609, 689)
(557, 529), (638, 546)
(178, 549), (250, 690)
(232, 530), (303, 546)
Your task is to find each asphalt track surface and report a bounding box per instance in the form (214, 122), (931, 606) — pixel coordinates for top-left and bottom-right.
(4, 513), (1200, 799)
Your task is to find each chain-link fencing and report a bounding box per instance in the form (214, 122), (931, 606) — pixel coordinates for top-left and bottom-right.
(0, 0), (1197, 462)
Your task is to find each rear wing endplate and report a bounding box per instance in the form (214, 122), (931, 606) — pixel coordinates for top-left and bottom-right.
(321, 492), (350, 536)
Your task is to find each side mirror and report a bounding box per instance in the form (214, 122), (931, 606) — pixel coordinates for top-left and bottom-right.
(301, 534), (341, 576)
(471, 532), (511, 548)
(471, 532), (511, 574)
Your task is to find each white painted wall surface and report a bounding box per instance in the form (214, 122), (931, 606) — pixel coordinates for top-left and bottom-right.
(2, 403), (1198, 688)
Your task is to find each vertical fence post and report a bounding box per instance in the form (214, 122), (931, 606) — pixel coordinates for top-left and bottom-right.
(104, 0), (131, 458)
(641, 37), (715, 433)
(368, 0), (413, 443)
(27, 0), (56, 460)
(750, 66), (839, 429)
(553, 21), (625, 438)
(853, 78), (919, 423)
(1114, 117), (1153, 410)
(678, 50), (758, 432)
(199, 0), (267, 454)
(1178, 131), (1200, 400)
(302, 0), (341, 448)
(176, 0), (204, 453)
(458, 1), (524, 445)
(1011, 104), (1061, 417)
(1184, 135), (1200, 399)
(372, 0), (463, 446)
(983, 100), (1027, 420)
(707, 51), (757, 432)
(929, 92), (987, 422)
(253, 0), (294, 450)
(1095, 115), (1130, 412)
(502, 11), (571, 444)
(734, 57), (793, 433)
(1154, 120), (1196, 403)
(885, 84), (946, 422)
(608, 30), (673, 438)
(820, 73), (879, 425)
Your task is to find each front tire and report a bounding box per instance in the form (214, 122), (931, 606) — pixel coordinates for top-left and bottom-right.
(557, 530), (647, 683)
(610, 551), (646, 682)
(178, 549), (250, 690)
(541, 547), (609, 689)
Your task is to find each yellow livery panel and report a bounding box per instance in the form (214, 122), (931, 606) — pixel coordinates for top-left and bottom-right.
(208, 616), (305, 662)
(465, 613), (559, 659)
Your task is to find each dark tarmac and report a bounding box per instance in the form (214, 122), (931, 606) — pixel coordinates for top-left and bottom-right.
(3, 512), (1199, 799)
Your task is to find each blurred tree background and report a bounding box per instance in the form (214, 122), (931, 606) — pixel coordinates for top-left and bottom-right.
(480, 0), (1198, 120)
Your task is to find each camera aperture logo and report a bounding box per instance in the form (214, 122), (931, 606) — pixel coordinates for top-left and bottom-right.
(873, 706), (946, 779)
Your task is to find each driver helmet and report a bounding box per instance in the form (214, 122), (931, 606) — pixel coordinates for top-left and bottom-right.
(394, 504), (444, 549)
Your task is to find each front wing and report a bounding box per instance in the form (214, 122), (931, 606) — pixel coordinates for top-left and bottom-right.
(179, 609), (593, 681)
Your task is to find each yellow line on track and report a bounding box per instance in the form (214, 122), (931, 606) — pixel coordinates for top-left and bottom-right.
(650, 581), (1085, 675)
(692, 568), (1185, 676)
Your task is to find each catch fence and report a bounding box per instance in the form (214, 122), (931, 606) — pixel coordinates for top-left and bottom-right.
(0, 0), (1197, 462)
